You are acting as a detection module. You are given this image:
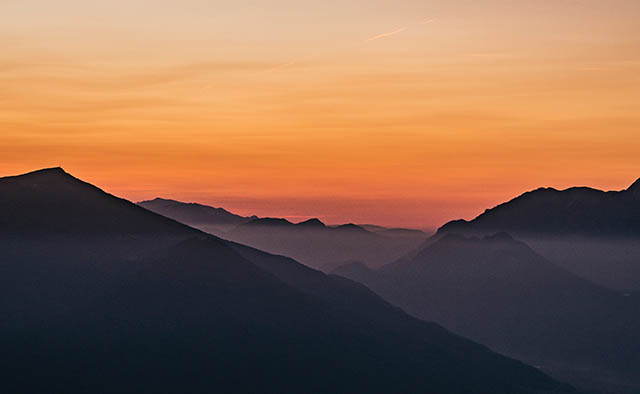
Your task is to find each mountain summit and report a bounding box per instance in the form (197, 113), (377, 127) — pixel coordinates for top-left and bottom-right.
(438, 178), (640, 238)
(0, 167), (190, 235)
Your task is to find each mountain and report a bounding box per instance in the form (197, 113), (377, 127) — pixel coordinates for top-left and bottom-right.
(0, 168), (190, 236)
(139, 198), (427, 271)
(224, 218), (426, 271)
(361, 223), (431, 238)
(333, 233), (640, 393)
(437, 179), (640, 290)
(438, 179), (640, 237)
(0, 168), (575, 394)
(138, 197), (256, 235)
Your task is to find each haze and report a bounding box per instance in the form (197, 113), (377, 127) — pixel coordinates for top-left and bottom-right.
(2, 0), (639, 227)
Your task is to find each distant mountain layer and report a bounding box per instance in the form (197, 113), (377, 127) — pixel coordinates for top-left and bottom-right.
(437, 179), (640, 290)
(0, 168), (573, 394)
(138, 198), (427, 271)
(333, 232), (640, 393)
(439, 178), (640, 237)
(138, 197), (256, 234)
(223, 218), (427, 271)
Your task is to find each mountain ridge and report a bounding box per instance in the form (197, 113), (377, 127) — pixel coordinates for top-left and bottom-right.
(438, 178), (640, 238)
(139, 197), (427, 271)
(433, 178), (640, 290)
(0, 167), (193, 236)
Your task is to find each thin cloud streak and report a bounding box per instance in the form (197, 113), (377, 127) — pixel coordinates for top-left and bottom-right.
(257, 17), (435, 74)
(364, 27), (408, 42)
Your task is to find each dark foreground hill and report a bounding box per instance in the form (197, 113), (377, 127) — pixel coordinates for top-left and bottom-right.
(333, 233), (640, 393)
(438, 179), (640, 290)
(139, 198), (426, 271)
(0, 168), (574, 394)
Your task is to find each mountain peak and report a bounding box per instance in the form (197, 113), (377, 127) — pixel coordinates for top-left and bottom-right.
(6, 166), (68, 179)
(296, 218), (325, 227)
(38, 166), (66, 174)
(152, 197), (178, 203)
(137, 197), (181, 206)
(1, 167), (84, 187)
(245, 217), (293, 227)
(436, 219), (470, 235)
(0, 168), (192, 235)
(334, 223), (369, 233)
(628, 178), (640, 194)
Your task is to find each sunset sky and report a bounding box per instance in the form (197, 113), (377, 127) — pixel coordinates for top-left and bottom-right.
(2, 0), (639, 228)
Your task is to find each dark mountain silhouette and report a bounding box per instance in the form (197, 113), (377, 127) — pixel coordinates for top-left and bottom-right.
(379, 227), (430, 238)
(0, 168), (575, 394)
(138, 197), (256, 235)
(0, 168), (191, 236)
(296, 218), (326, 228)
(139, 198), (427, 271)
(437, 179), (640, 290)
(333, 233), (640, 393)
(361, 223), (431, 238)
(438, 179), (640, 237)
(244, 217), (295, 227)
(331, 223), (370, 232)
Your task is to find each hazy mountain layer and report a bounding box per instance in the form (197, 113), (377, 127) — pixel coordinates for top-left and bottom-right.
(438, 179), (640, 290)
(139, 198), (427, 271)
(138, 197), (257, 235)
(334, 233), (640, 393)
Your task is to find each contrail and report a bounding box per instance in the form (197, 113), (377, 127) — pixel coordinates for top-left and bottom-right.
(256, 17), (434, 74)
(364, 27), (407, 42)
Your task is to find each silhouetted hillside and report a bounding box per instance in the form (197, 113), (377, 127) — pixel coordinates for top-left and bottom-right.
(437, 179), (640, 290)
(439, 179), (640, 237)
(0, 168), (191, 235)
(333, 233), (640, 393)
(138, 197), (256, 235)
(0, 168), (574, 394)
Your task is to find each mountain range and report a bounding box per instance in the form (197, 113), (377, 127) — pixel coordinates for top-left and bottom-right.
(139, 198), (427, 271)
(438, 179), (640, 290)
(138, 197), (257, 234)
(334, 179), (640, 393)
(0, 168), (574, 394)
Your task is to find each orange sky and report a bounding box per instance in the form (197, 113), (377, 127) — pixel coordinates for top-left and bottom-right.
(1, 0), (639, 228)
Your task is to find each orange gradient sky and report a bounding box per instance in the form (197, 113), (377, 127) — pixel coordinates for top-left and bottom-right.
(2, 0), (639, 228)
